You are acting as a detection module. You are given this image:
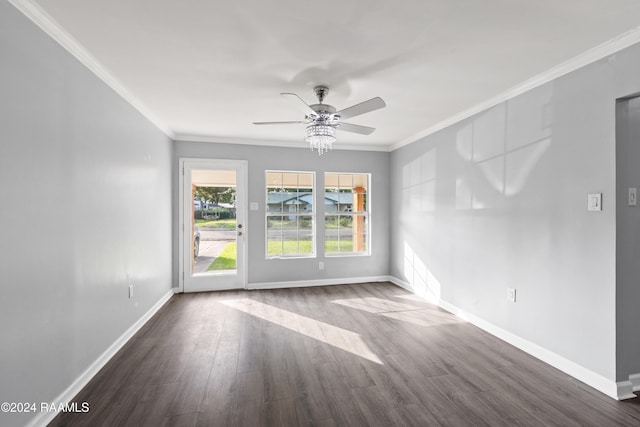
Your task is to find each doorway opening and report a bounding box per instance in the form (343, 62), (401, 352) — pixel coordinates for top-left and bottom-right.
(180, 159), (247, 292)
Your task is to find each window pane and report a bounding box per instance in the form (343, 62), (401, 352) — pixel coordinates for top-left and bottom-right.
(339, 174), (353, 189)
(266, 187), (283, 213)
(353, 174), (368, 190)
(352, 191), (366, 213)
(324, 173), (369, 256)
(338, 191), (352, 213)
(340, 215), (353, 231)
(283, 239), (300, 256)
(298, 192), (313, 212)
(279, 216), (313, 256)
(266, 171), (315, 258)
(338, 215), (353, 252)
(352, 215), (367, 254)
(282, 172), (299, 189)
(325, 216), (368, 255)
(325, 215), (339, 251)
(297, 173), (313, 188)
(266, 215), (284, 257)
(266, 215), (284, 232)
(325, 173), (340, 190)
(266, 172), (283, 187)
(298, 215), (313, 255)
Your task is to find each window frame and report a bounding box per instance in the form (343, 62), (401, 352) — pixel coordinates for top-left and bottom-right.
(265, 170), (316, 259)
(324, 172), (371, 257)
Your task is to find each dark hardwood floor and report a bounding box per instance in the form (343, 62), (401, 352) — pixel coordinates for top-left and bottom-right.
(52, 282), (640, 426)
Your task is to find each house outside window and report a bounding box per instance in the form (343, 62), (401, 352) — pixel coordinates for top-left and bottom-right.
(266, 171), (315, 258)
(325, 173), (370, 256)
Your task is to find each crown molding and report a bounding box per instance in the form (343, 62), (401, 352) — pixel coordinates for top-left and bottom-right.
(173, 134), (391, 152)
(9, 0), (175, 139)
(10, 0), (385, 152)
(391, 25), (640, 152)
(11, 0), (640, 153)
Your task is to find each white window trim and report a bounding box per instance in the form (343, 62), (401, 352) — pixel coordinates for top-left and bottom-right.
(265, 170), (316, 259)
(324, 172), (371, 257)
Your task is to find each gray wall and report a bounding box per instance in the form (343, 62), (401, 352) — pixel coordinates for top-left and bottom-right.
(0, 3), (173, 426)
(173, 142), (390, 285)
(390, 43), (640, 382)
(616, 96), (640, 381)
(5, 3), (640, 425)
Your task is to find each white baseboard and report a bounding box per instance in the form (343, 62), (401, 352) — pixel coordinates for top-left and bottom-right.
(631, 373), (640, 392)
(388, 276), (627, 401)
(248, 276), (391, 290)
(27, 290), (174, 427)
(617, 373), (640, 399)
(617, 381), (637, 400)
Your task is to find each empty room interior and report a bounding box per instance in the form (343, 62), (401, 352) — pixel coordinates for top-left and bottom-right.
(3, 0), (640, 426)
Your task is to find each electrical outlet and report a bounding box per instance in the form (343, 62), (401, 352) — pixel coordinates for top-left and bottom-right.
(128, 284), (134, 299)
(506, 288), (516, 303)
(319, 262), (324, 270)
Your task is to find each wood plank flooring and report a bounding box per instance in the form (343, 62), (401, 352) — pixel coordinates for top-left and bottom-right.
(51, 282), (640, 426)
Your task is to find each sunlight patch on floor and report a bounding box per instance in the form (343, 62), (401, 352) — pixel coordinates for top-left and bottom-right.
(221, 299), (383, 365)
(382, 309), (465, 327)
(395, 293), (429, 303)
(331, 297), (420, 313)
(332, 296), (466, 327)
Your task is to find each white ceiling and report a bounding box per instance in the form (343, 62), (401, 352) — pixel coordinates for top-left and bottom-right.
(14, 0), (640, 151)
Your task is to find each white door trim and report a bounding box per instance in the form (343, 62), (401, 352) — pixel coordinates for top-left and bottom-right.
(178, 158), (248, 293)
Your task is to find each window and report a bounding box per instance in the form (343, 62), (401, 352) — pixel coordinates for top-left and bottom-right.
(266, 171), (315, 258)
(325, 173), (370, 256)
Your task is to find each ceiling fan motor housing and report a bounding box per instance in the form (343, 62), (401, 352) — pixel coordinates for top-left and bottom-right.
(309, 104), (337, 119)
(313, 85), (329, 103)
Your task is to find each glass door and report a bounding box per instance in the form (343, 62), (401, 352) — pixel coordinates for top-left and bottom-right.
(181, 159), (247, 292)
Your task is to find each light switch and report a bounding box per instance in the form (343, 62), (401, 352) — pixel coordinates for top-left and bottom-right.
(250, 202), (259, 211)
(588, 193), (602, 211)
(629, 188), (637, 206)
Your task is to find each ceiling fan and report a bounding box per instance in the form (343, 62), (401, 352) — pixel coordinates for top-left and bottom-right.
(253, 86), (386, 155)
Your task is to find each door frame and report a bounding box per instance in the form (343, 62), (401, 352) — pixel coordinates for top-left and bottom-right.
(178, 158), (248, 293)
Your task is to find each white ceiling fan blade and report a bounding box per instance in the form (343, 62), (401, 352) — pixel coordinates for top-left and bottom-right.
(281, 93), (317, 117)
(253, 121), (305, 125)
(339, 122), (376, 135)
(336, 97), (386, 120)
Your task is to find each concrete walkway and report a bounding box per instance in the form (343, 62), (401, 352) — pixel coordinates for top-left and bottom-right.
(194, 239), (234, 274)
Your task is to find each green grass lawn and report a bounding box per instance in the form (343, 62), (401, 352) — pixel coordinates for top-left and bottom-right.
(207, 240), (363, 271)
(207, 242), (237, 271)
(266, 240), (357, 257)
(196, 218), (236, 229)
(325, 240), (354, 253)
(267, 240), (313, 257)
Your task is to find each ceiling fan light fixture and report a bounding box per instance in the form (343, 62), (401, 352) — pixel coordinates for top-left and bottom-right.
(305, 124), (336, 155)
(254, 86), (385, 156)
